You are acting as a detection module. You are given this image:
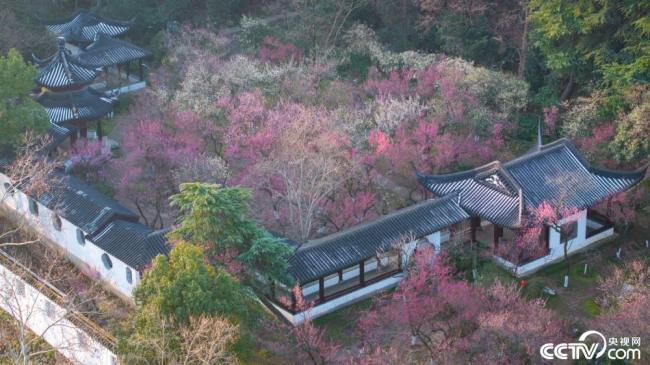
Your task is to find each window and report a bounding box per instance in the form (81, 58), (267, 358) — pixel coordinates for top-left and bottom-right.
(44, 301), (55, 319)
(560, 221), (578, 242)
(15, 279), (25, 296)
(101, 253), (113, 270)
(52, 214), (62, 231)
(28, 198), (39, 216)
(126, 267), (133, 284)
(76, 229), (85, 246)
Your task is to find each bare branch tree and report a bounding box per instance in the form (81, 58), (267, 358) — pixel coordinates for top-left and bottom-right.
(0, 247), (102, 365)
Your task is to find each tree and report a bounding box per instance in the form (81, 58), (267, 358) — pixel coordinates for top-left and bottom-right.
(611, 86), (650, 162)
(178, 315), (240, 365)
(1, 133), (60, 249)
(529, 0), (650, 98)
(270, 286), (339, 365)
(134, 243), (246, 324)
(527, 200), (579, 287)
(358, 247), (482, 364)
(121, 243), (248, 364)
(169, 183), (293, 283)
(418, 0), (530, 75)
(592, 260), (650, 355)
(68, 140), (112, 184)
(110, 109), (210, 228)
(0, 246), (99, 365)
(220, 94), (363, 241)
(358, 247), (564, 363)
(0, 49), (48, 155)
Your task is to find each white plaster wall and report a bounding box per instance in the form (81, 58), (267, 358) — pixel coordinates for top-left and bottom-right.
(493, 212), (615, 277)
(548, 210), (587, 251)
(0, 174), (138, 298)
(0, 260), (118, 364)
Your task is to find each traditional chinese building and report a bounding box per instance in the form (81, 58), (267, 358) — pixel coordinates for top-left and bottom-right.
(417, 137), (647, 277)
(43, 10), (134, 44)
(34, 87), (114, 144)
(270, 135), (646, 324)
(33, 38), (101, 92)
(78, 33), (151, 82)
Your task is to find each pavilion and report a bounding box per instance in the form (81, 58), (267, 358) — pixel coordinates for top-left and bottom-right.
(77, 33), (151, 81)
(43, 10), (134, 44)
(34, 87), (114, 144)
(417, 137), (647, 276)
(33, 38), (101, 92)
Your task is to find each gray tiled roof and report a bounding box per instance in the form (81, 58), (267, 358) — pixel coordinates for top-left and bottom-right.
(44, 10), (134, 43)
(288, 193), (470, 283)
(78, 33), (150, 67)
(418, 139), (647, 228)
(34, 38), (100, 90)
(35, 87), (114, 125)
(90, 220), (170, 270)
(38, 173), (139, 235)
(42, 124), (78, 154)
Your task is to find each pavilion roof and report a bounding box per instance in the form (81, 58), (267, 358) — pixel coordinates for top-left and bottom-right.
(35, 87), (114, 125)
(288, 192), (470, 283)
(77, 33), (150, 67)
(43, 10), (134, 43)
(417, 139), (648, 228)
(42, 124), (78, 154)
(33, 38), (101, 91)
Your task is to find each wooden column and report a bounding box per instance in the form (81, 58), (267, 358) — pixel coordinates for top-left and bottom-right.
(70, 131), (77, 146)
(270, 280), (276, 299)
(493, 224), (503, 249)
(338, 270), (343, 282)
(359, 261), (365, 287)
(318, 277), (325, 303)
(125, 61), (130, 79)
(470, 217), (481, 242)
(97, 120), (103, 140)
(138, 59), (144, 81)
(80, 122), (87, 139)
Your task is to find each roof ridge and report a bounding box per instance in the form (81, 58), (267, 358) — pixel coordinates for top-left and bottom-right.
(416, 161), (502, 184)
(299, 193), (463, 251)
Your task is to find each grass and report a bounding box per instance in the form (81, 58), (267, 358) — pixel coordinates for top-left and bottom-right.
(314, 298), (372, 344)
(583, 298), (601, 317)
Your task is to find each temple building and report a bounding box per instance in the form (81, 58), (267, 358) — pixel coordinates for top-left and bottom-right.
(33, 38), (101, 92)
(270, 135), (646, 324)
(34, 87), (114, 144)
(43, 10), (134, 44)
(78, 33), (151, 81)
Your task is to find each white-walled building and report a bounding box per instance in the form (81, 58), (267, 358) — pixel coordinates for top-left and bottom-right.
(274, 138), (646, 323)
(0, 171), (169, 299)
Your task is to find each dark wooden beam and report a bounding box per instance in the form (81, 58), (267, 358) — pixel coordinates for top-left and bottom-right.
(125, 60), (130, 79)
(318, 277), (325, 302)
(97, 120), (103, 140)
(359, 261), (365, 287)
(138, 59), (144, 81)
(338, 270), (343, 282)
